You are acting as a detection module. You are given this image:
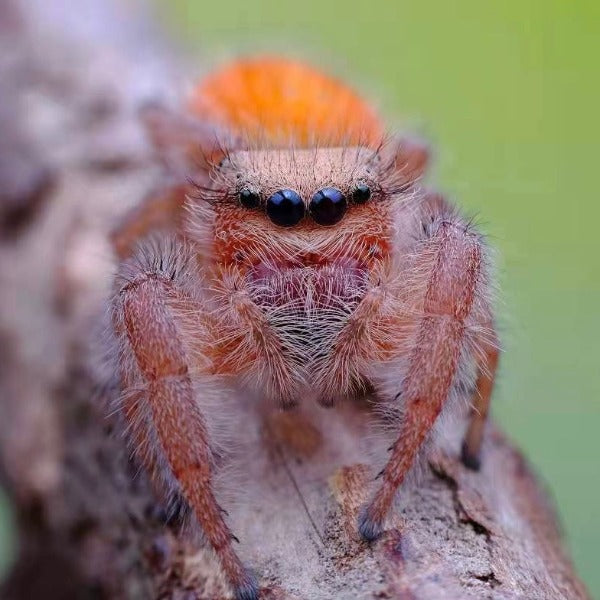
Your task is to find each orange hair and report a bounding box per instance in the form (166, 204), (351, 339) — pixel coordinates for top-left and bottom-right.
(189, 56), (384, 148)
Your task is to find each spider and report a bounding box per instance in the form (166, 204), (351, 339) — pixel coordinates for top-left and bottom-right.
(110, 57), (499, 600)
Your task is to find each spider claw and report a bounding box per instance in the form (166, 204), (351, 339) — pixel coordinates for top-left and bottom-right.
(357, 506), (384, 542)
(374, 469), (385, 480)
(461, 441), (481, 471)
(233, 572), (259, 600)
(230, 533), (241, 544)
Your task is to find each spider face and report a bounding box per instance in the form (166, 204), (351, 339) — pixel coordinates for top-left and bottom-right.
(201, 147), (393, 275)
(186, 145), (399, 396)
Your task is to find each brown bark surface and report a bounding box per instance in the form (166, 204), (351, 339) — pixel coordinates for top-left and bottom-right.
(0, 2), (590, 599)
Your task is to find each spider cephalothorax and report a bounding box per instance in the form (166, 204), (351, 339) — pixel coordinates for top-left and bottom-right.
(110, 57), (499, 600)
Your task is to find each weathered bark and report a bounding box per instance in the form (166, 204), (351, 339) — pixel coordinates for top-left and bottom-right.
(0, 2), (590, 599)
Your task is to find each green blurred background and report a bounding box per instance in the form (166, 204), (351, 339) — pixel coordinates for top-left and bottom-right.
(1, 0), (597, 595)
(157, 0), (599, 593)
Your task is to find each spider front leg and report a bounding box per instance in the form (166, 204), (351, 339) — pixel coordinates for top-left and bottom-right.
(113, 242), (258, 600)
(359, 216), (491, 541)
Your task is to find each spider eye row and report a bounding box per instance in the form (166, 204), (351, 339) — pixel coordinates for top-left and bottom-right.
(238, 184), (371, 227)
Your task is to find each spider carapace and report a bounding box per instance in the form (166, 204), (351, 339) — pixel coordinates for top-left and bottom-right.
(110, 57), (499, 600)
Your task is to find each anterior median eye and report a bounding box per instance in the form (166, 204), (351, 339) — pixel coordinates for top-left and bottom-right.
(266, 189), (305, 227)
(239, 188), (261, 208)
(309, 187), (347, 226)
(351, 182), (371, 204)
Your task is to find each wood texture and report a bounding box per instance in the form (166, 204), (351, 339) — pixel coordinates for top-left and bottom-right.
(0, 1), (589, 598)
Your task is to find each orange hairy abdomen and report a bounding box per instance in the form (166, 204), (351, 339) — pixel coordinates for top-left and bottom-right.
(189, 56), (384, 147)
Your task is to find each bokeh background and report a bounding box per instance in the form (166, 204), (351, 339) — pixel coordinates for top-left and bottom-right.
(0, 0), (597, 596)
(157, 0), (599, 593)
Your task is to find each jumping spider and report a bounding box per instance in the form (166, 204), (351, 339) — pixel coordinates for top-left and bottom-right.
(110, 57), (499, 599)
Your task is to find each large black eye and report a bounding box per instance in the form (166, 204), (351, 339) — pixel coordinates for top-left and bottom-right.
(309, 187), (347, 226)
(266, 189), (305, 227)
(239, 188), (260, 209)
(352, 183), (371, 204)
